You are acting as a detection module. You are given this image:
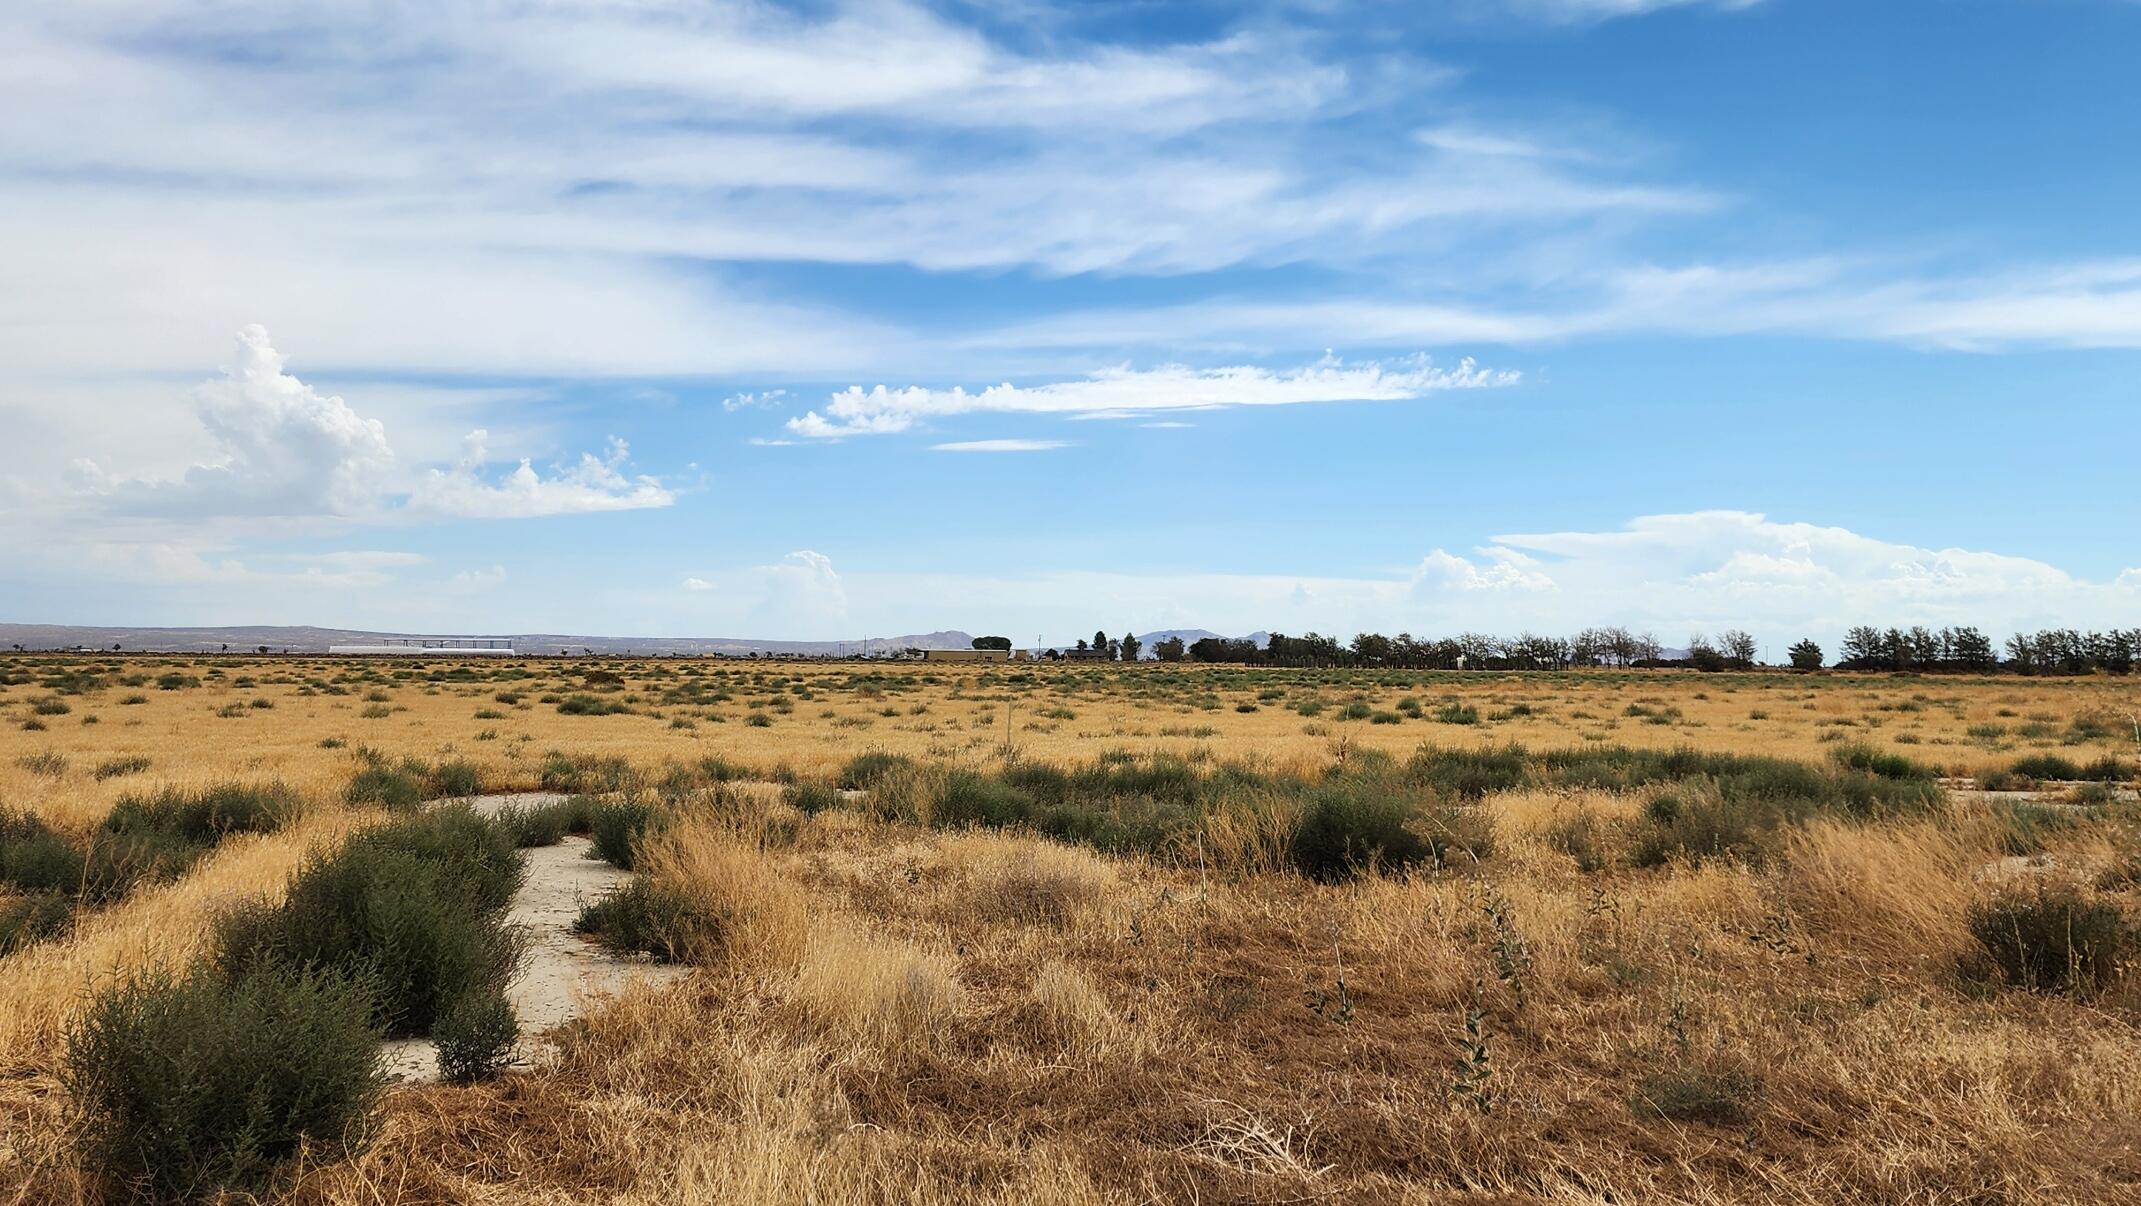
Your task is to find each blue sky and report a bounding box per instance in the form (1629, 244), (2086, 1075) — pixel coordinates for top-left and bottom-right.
(3, 0), (2138, 651)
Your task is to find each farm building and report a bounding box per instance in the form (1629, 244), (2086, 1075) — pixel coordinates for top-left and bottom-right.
(922, 648), (1011, 662)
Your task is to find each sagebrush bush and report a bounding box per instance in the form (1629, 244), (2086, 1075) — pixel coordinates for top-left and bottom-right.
(780, 780), (840, 815)
(434, 986), (519, 1083)
(841, 751), (915, 789)
(2008, 753), (2085, 783)
(590, 796), (661, 869)
(64, 962), (382, 1201)
(103, 782), (299, 844)
(425, 758), (482, 798)
(1633, 1065), (1760, 1126)
(1966, 883), (2133, 997)
(1289, 776), (1436, 882)
(0, 891), (73, 953)
(0, 807), (86, 895)
(538, 751), (637, 794)
(494, 796), (592, 847)
(1829, 742), (1937, 781)
(345, 761), (422, 809)
(216, 807), (524, 1036)
(574, 877), (705, 963)
(1406, 745), (1529, 800)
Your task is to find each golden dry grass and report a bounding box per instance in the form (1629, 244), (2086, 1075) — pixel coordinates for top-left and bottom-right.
(2, 654), (2139, 1203)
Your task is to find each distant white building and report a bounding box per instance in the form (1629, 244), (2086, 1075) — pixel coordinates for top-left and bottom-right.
(922, 648), (1010, 662)
(327, 637), (517, 656)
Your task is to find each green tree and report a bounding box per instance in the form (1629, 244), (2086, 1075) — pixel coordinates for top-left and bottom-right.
(1152, 637), (1186, 663)
(1119, 631), (1142, 662)
(1787, 639), (1824, 671)
(970, 636), (1012, 651)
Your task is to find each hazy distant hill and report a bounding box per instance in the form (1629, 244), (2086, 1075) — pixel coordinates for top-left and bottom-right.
(0, 623), (977, 657)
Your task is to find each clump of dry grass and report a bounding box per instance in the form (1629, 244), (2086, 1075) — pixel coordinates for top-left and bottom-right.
(792, 923), (963, 1054)
(8, 657), (2141, 1204)
(1784, 816), (1977, 968)
(628, 819), (810, 970)
(942, 832), (1115, 926)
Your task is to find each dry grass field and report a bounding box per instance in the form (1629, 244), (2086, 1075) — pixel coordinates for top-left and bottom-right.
(2, 655), (2138, 1203)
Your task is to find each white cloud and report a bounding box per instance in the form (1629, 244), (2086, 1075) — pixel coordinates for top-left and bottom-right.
(68, 328), (674, 524)
(675, 550), (850, 631)
(634, 512), (2141, 646)
(786, 354), (1519, 438)
(409, 431), (674, 520)
(930, 439), (1071, 453)
(0, 0), (1717, 395)
(1478, 0), (1763, 21)
(71, 325), (394, 519)
(969, 254), (2141, 355)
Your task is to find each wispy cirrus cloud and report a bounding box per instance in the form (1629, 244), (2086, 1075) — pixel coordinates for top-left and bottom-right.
(930, 439), (1072, 453)
(786, 355), (1519, 439)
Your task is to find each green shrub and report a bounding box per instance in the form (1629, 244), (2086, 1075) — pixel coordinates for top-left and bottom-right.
(93, 755), (152, 780)
(425, 759), (481, 799)
(1633, 1065), (1760, 1126)
(346, 762), (421, 810)
(1966, 884), (2133, 997)
(840, 751), (914, 789)
(1289, 779), (1433, 881)
(0, 808), (86, 896)
(1434, 703), (1481, 725)
(216, 807), (523, 1036)
(574, 878), (705, 963)
(538, 752), (635, 794)
(493, 797), (592, 847)
(31, 696), (72, 716)
(0, 892), (74, 953)
(1828, 742), (1936, 781)
(1406, 745), (1528, 800)
(557, 694), (630, 716)
(103, 782), (298, 845)
(782, 780), (843, 815)
(1545, 811), (1614, 873)
(2009, 753), (2084, 783)
(1630, 788), (1780, 868)
(932, 770), (1037, 829)
(590, 797), (661, 870)
(16, 751), (66, 776)
(63, 962), (382, 1201)
(434, 987), (518, 1083)
(1988, 800), (2075, 857)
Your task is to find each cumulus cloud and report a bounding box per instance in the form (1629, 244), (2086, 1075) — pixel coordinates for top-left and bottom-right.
(631, 512), (2141, 647)
(409, 431), (673, 520)
(785, 354), (1518, 438)
(71, 325), (394, 518)
(676, 551), (850, 630)
(69, 328), (674, 525)
(1398, 511), (2141, 641)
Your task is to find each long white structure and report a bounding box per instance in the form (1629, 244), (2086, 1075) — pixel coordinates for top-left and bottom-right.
(327, 637), (517, 656)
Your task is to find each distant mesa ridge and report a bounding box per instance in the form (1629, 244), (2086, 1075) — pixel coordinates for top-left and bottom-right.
(0, 623), (981, 656)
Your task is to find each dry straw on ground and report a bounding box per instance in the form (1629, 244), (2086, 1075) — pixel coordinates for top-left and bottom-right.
(1, 655), (2138, 1203)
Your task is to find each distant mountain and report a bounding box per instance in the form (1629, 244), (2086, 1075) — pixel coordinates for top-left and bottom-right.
(0, 623), (976, 657)
(1133, 628), (1223, 647)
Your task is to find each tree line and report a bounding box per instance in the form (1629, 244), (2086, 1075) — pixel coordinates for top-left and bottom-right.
(1005, 624), (2141, 676)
